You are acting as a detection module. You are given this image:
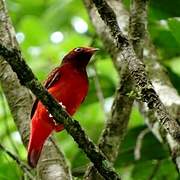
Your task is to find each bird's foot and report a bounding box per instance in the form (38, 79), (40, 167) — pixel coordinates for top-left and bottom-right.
(52, 118), (58, 126)
(59, 102), (66, 109)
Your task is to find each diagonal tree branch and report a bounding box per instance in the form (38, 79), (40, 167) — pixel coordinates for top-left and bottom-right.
(0, 43), (121, 180)
(91, 0), (180, 143)
(84, 74), (134, 180)
(1, 1), (120, 179)
(0, 0), (72, 179)
(84, 1), (134, 179)
(84, 0), (180, 172)
(141, 36), (180, 172)
(85, 1), (132, 161)
(129, 0), (180, 172)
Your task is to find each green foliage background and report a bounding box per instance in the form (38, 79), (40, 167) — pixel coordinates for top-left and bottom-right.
(0, 0), (180, 179)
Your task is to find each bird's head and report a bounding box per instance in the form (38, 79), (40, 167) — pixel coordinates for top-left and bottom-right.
(62, 47), (99, 68)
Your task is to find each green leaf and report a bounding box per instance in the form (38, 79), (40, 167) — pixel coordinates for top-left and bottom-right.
(115, 126), (169, 167)
(149, 23), (180, 58)
(84, 75), (116, 105)
(18, 16), (49, 47)
(0, 155), (22, 180)
(149, 0), (180, 20)
(132, 159), (179, 180)
(132, 161), (155, 180)
(42, 0), (89, 31)
(168, 18), (180, 45)
(164, 60), (180, 94)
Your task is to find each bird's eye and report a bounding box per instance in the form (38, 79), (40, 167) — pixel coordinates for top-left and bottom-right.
(74, 48), (82, 52)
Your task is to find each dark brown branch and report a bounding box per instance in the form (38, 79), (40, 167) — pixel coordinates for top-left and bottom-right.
(0, 0), (72, 178)
(92, 0), (180, 142)
(129, 0), (180, 172)
(0, 44), (120, 180)
(84, 70), (134, 180)
(84, 0), (180, 174)
(83, 1), (134, 179)
(142, 36), (180, 172)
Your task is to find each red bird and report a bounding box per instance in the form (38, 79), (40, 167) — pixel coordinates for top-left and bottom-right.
(28, 47), (98, 168)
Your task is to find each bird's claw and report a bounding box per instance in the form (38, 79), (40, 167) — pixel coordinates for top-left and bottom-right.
(59, 102), (66, 109)
(52, 119), (58, 126)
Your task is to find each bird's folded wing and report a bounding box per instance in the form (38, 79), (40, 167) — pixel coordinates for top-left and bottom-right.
(31, 67), (61, 118)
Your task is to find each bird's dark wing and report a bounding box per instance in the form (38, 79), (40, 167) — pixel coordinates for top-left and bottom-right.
(31, 67), (61, 118)
(43, 67), (61, 89)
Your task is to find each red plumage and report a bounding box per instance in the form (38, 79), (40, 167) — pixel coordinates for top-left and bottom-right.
(28, 47), (98, 168)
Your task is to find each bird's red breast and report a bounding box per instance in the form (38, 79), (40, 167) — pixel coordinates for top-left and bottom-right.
(27, 47), (98, 168)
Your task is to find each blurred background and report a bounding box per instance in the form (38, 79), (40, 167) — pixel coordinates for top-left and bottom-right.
(0, 0), (180, 179)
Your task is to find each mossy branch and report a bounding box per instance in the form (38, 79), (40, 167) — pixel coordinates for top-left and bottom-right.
(92, 0), (180, 143)
(0, 44), (120, 180)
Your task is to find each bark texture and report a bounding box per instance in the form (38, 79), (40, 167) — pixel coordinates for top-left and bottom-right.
(84, 70), (133, 180)
(0, 43), (121, 179)
(142, 39), (180, 172)
(129, 0), (148, 59)
(129, 0), (180, 172)
(0, 0), (71, 179)
(92, 0), (180, 143)
(83, 1), (143, 179)
(84, 0), (180, 173)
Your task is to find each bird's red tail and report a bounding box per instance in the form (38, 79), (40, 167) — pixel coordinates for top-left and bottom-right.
(28, 117), (53, 168)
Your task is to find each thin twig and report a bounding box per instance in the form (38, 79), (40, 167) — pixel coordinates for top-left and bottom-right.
(148, 160), (161, 180)
(0, 0), (75, 179)
(84, 0), (180, 173)
(89, 35), (108, 118)
(83, 1), (134, 179)
(134, 128), (150, 160)
(72, 165), (87, 177)
(92, 0), (180, 142)
(0, 91), (20, 156)
(92, 63), (108, 119)
(0, 143), (34, 180)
